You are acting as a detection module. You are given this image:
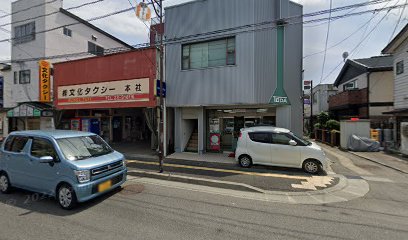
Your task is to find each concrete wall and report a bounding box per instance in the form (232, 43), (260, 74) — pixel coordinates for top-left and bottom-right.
(340, 120), (371, 149)
(174, 107), (206, 153)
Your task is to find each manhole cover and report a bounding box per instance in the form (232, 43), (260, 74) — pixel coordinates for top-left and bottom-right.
(120, 184), (145, 195)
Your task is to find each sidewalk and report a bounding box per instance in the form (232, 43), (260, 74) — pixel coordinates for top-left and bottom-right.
(349, 151), (408, 174)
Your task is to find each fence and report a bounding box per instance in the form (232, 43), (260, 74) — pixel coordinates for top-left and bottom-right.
(314, 129), (340, 147)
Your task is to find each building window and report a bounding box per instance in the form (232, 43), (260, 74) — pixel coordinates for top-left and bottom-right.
(19, 70), (30, 84)
(13, 71), (18, 84)
(182, 37), (236, 70)
(343, 81), (356, 91)
(63, 27), (72, 37)
(88, 41), (104, 56)
(14, 21), (35, 44)
(396, 60), (404, 75)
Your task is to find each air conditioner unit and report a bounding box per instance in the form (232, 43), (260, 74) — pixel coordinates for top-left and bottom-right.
(400, 122), (408, 155)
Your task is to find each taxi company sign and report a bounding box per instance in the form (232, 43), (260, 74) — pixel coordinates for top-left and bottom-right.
(57, 78), (150, 106)
(39, 60), (51, 102)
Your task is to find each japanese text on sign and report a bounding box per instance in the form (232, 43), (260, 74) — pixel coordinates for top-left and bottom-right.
(57, 78), (150, 105)
(39, 60), (51, 102)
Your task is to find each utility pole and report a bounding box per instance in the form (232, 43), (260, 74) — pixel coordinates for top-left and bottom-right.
(310, 80), (314, 134)
(149, 0), (164, 173)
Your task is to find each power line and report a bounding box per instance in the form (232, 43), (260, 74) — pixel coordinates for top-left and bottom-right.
(1, 1), (407, 64)
(319, 0), (333, 85)
(320, 3), (395, 83)
(0, 0), (59, 20)
(303, 0), (392, 59)
(389, 0), (407, 42)
(0, 0), (105, 28)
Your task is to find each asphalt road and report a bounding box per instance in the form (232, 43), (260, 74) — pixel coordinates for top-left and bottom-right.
(0, 148), (407, 240)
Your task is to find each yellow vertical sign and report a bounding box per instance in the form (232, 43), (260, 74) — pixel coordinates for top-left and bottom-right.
(39, 60), (51, 102)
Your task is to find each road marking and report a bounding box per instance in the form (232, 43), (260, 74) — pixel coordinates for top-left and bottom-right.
(127, 159), (336, 190)
(127, 159), (309, 180)
(323, 148), (373, 176)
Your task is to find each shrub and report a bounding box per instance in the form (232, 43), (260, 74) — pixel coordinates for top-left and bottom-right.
(317, 112), (330, 128)
(314, 123), (321, 130)
(326, 120), (340, 130)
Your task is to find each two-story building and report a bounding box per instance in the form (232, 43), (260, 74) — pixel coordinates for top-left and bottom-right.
(329, 56), (394, 127)
(382, 24), (408, 146)
(165, 0), (303, 154)
(3, 0), (132, 135)
(312, 84), (338, 116)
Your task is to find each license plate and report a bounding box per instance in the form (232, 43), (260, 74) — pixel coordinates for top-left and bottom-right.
(98, 180), (112, 193)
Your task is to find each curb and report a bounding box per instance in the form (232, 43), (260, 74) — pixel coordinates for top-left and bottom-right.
(128, 170), (264, 193)
(349, 152), (408, 174)
(127, 170), (369, 205)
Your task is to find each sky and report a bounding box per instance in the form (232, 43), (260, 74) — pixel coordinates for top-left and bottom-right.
(0, 0), (407, 85)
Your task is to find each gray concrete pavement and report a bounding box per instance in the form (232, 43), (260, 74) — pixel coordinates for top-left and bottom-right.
(0, 143), (407, 240)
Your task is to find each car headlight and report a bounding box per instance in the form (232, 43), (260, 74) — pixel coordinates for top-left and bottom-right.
(74, 170), (90, 183)
(122, 160), (126, 167)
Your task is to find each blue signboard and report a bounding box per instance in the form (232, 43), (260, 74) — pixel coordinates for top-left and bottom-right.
(156, 80), (166, 97)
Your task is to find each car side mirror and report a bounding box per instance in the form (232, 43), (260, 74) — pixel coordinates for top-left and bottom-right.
(39, 156), (54, 163)
(289, 140), (297, 146)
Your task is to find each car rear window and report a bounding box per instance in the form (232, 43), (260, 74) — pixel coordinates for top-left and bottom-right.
(4, 136), (14, 151)
(10, 136), (29, 153)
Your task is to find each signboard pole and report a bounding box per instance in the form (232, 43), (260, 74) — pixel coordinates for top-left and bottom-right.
(310, 80), (314, 134)
(158, 0), (164, 173)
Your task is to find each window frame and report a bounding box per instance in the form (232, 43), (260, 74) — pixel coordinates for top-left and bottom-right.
(30, 137), (59, 161)
(88, 41), (104, 56)
(248, 132), (272, 144)
(14, 21), (35, 44)
(19, 70), (30, 84)
(270, 133), (293, 146)
(3, 136), (15, 152)
(181, 37), (236, 70)
(343, 81), (356, 91)
(9, 136), (29, 153)
(396, 60), (404, 75)
(63, 27), (72, 37)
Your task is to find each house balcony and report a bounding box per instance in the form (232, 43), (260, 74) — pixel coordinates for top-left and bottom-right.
(329, 88), (368, 110)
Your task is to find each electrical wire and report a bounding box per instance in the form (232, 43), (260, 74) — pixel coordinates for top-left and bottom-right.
(319, 0), (333, 85)
(0, 1), (407, 64)
(389, 0), (408, 42)
(0, 0), (106, 28)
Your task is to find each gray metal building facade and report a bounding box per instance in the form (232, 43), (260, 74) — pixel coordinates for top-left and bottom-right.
(165, 0), (303, 154)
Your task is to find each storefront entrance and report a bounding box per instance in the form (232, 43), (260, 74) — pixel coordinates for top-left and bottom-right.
(207, 107), (276, 152)
(59, 108), (156, 146)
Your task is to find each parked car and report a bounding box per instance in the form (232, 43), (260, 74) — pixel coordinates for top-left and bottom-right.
(235, 127), (328, 174)
(0, 130), (127, 209)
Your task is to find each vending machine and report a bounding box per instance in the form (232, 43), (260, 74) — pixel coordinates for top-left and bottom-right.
(81, 119), (90, 132)
(81, 118), (100, 135)
(70, 118), (81, 131)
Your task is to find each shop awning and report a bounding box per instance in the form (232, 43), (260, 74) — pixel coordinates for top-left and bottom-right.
(7, 102), (53, 118)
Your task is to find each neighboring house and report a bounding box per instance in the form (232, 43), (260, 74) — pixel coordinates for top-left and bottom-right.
(312, 84), (337, 116)
(382, 23), (408, 146)
(329, 56), (394, 126)
(4, 0), (132, 135)
(165, 0), (303, 153)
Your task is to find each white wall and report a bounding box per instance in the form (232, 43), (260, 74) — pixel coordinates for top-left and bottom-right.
(5, 0), (130, 108)
(369, 71), (394, 117)
(338, 73), (367, 93)
(340, 120), (371, 149)
(393, 38), (408, 110)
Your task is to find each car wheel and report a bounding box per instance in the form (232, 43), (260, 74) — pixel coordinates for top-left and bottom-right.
(57, 184), (78, 210)
(239, 155), (252, 168)
(303, 160), (321, 174)
(0, 173), (11, 194)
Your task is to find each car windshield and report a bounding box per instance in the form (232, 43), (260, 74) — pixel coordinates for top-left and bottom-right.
(56, 135), (113, 161)
(290, 133), (312, 146)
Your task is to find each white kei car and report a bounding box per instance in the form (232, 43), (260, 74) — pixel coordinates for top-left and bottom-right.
(235, 127), (328, 174)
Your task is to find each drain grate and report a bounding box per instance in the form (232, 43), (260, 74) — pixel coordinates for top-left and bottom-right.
(120, 184), (145, 195)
